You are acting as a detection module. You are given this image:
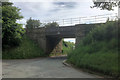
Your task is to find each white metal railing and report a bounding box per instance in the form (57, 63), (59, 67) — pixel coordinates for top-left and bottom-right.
(43, 13), (118, 26)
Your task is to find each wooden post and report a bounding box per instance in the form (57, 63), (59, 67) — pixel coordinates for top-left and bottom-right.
(95, 16), (96, 23)
(63, 19), (64, 25)
(71, 18), (72, 24)
(79, 17), (81, 24)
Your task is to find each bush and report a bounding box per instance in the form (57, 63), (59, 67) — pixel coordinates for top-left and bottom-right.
(2, 35), (45, 59)
(67, 20), (119, 77)
(2, 2), (25, 49)
(62, 40), (75, 54)
(45, 22), (59, 28)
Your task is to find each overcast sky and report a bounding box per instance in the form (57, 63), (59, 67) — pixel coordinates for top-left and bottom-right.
(10, 0), (118, 24)
(10, 0), (118, 43)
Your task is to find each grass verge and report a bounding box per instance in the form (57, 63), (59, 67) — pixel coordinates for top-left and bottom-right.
(67, 20), (119, 78)
(2, 35), (46, 59)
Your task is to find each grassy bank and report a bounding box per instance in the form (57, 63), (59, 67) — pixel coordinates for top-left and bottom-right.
(67, 20), (119, 77)
(62, 41), (75, 55)
(2, 35), (45, 59)
(50, 40), (75, 56)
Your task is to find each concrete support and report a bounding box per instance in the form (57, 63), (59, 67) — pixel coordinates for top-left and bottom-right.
(46, 36), (62, 54)
(26, 28), (47, 53)
(75, 24), (97, 47)
(51, 40), (62, 54)
(75, 24), (86, 47)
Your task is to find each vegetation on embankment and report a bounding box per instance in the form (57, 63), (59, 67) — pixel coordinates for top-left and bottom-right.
(2, 35), (45, 59)
(2, 2), (25, 49)
(67, 20), (119, 77)
(50, 40), (75, 56)
(62, 41), (75, 55)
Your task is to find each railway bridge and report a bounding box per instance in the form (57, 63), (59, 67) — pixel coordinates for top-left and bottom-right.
(26, 13), (117, 54)
(26, 24), (98, 54)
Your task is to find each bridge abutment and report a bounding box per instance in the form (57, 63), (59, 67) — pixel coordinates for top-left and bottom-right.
(26, 28), (47, 53)
(46, 37), (62, 54)
(75, 24), (98, 46)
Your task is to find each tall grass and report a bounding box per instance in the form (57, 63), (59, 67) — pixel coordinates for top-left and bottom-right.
(62, 41), (75, 55)
(67, 20), (119, 77)
(50, 41), (75, 56)
(2, 35), (45, 59)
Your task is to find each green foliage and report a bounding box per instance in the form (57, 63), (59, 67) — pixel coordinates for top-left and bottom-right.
(82, 21), (118, 45)
(2, 35), (45, 59)
(45, 22), (59, 27)
(2, 2), (13, 6)
(2, 2), (25, 49)
(62, 40), (75, 54)
(50, 40), (74, 56)
(26, 17), (42, 29)
(91, 0), (120, 10)
(67, 20), (119, 77)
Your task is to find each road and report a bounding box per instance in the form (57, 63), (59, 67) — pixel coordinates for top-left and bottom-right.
(2, 56), (100, 78)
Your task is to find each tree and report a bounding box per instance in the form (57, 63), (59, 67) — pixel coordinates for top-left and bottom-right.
(26, 17), (41, 29)
(45, 22), (59, 27)
(2, 2), (25, 49)
(91, 0), (120, 10)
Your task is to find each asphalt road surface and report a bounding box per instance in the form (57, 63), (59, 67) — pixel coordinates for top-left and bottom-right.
(2, 56), (101, 78)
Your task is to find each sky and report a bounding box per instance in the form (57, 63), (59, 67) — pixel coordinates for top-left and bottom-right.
(10, 0), (118, 43)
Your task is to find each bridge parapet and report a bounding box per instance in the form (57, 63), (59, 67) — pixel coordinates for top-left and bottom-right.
(46, 26), (76, 38)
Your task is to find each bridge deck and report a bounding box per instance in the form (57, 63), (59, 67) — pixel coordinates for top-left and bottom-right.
(46, 26), (76, 38)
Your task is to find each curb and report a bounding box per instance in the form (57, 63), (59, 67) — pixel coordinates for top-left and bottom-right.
(62, 60), (71, 67)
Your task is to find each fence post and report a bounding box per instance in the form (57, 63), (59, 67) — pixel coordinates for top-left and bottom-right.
(71, 18), (72, 24)
(63, 19), (64, 25)
(79, 17), (81, 24)
(115, 13), (118, 20)
(95, 16), (96, 23)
